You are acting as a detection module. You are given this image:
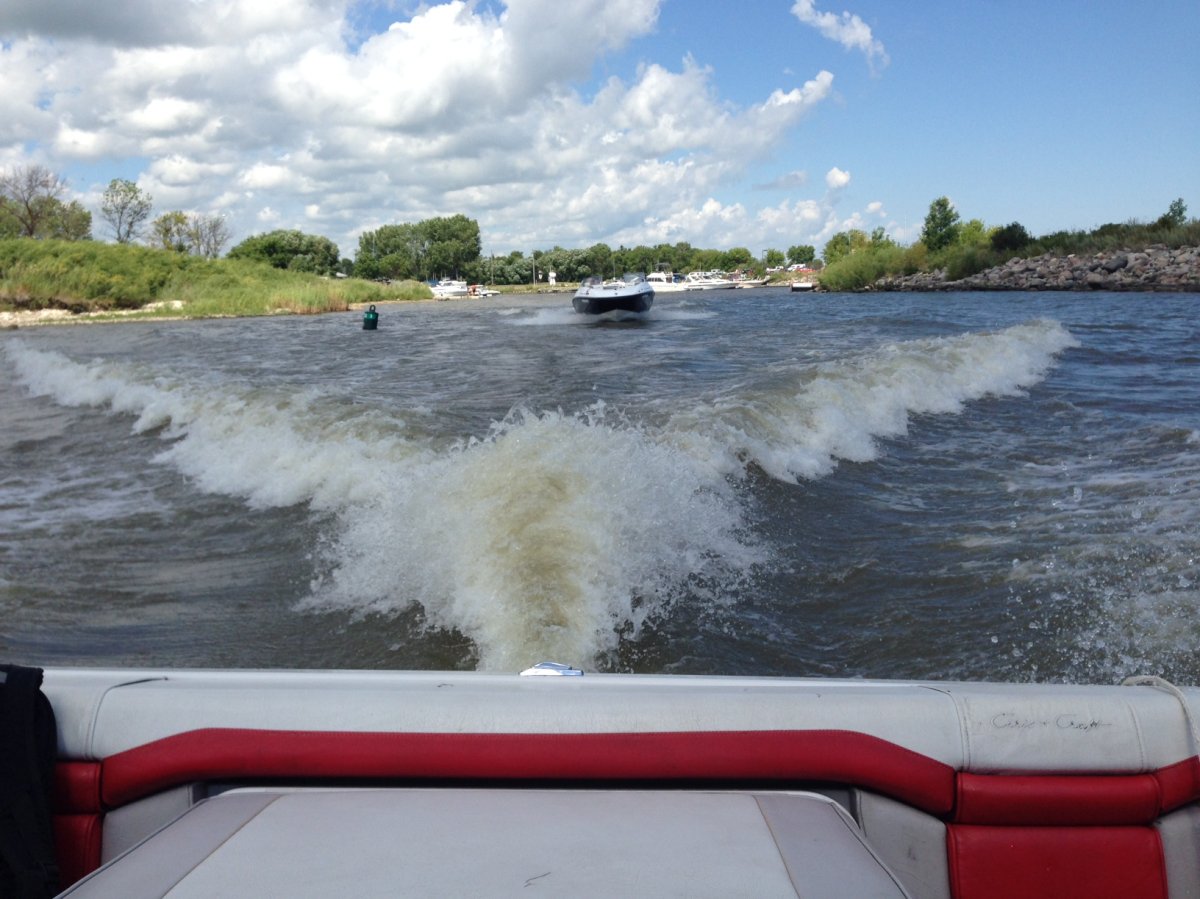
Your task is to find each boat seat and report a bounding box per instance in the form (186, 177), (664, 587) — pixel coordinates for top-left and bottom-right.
(58, 789), (912, 898)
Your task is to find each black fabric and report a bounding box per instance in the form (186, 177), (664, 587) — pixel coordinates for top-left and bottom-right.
(0, 665), (60, 899)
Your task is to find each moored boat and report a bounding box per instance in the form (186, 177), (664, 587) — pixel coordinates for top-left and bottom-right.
(14, 664), (1200, 897)
(683, 271), (738, 290)
(646, 270), (688, 292)
(572, 272), (654, 315)
(791, 280), (817, 292)
(430, 279), (469, 299)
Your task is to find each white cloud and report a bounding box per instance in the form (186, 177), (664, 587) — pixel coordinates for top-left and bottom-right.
(0, 0), (869, 256)
(826, 167), (851, 189)
(790, 0), (889, 70)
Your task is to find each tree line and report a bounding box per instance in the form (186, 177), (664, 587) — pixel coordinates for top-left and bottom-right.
(0, 165), (231, 258)
(2, 163), (823, 285)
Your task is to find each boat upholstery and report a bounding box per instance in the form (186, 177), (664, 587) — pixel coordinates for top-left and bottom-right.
(41, 669), (1200, 898)
(61, 789), (912, 898)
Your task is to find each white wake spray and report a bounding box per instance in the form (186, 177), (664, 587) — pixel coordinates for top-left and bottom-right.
(5, 319), (1077, 669)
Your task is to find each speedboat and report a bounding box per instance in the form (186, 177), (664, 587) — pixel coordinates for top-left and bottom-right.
(572, 272), (654, 315)
(467, 284), (500, 297)
(683, 271), (738, 290)
(645, 271), (688, 292)
(430, 279), (470, 299)
(13, 663), (1199, 897)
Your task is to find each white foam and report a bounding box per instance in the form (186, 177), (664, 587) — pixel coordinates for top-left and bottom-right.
(4, 319), (1077, 669)
(665, 320), (1079, 482)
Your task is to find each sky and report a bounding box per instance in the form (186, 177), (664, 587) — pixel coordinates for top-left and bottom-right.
(2, 0), (1198, 261)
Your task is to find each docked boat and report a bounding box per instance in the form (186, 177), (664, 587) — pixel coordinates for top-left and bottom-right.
(791, 280), (817, 292)
(430, 279), (469, 299)
(11, 663), (1199, 897)
(683, 271), (738, 290)
(645, 270), (688, 292)
(572, 272), (654, 315)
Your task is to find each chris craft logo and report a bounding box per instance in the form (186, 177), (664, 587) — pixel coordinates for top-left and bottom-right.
(990, 712), (1113, 733)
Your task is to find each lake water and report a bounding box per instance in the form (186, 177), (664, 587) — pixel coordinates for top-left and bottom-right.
(2, 287), (1198, 684)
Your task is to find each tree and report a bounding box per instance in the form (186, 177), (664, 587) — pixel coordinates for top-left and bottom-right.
(1157, 198), (1187, 229)
(229, 229), (338, 272)
(787, 245), (816, 266)
(0, 164), (68, 237)
(43, 200), (92, 240)
(822, 229), (868, 266)
(956, 218), (990, 249)
(151, 211), (190, 252)
(0, 164), (89, 239)
(188, 213), (232, 259)
(356, 215), (481, 281)
(921, 196), (961, 251)
(100, 179), (153, 243)
(991, 222), (1031, 253)
(764, 248), (785, 267)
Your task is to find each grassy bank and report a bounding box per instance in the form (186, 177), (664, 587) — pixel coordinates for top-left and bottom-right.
(0, 239), (430, 318)
(819, 219), (1200, 291)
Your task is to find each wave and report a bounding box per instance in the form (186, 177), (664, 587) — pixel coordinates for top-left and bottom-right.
(667, 319), (1079, 482)
(4, 319), (1076, 668)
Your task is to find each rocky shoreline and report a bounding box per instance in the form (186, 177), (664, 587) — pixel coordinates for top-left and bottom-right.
(871, 245), (1200, 292)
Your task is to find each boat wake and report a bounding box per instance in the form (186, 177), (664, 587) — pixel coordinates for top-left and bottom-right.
(5, 320), (1078, 669)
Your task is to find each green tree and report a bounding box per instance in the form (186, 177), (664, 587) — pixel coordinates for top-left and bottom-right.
(991, 222), (1031, 253)
(100, 179), (153, 243)
(0, 164), (68, 237)
(724, 247), (754, 269)
(228, 229), (338, 273)
(921, 197), (961, 251)
(1157, 198), (1187, 229)
(955, 218), (990, 249)
(787, 245), (816, 266)
(764, 248), (785, 267)
(44, 200), (92, 240)
(151, 211), (190, 252)
(822, 230), (868, 266)
(356, 215), (481, 281)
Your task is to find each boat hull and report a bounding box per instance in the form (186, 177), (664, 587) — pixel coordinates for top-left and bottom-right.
(572, 278), (654, 315)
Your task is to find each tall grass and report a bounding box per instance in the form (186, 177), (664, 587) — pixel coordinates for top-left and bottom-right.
(0, 239), (429, 316)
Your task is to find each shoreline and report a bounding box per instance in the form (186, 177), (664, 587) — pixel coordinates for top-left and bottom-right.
(4, 249), (1198, 329)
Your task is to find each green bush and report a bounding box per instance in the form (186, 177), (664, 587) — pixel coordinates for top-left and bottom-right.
(0, 239), (428, 316)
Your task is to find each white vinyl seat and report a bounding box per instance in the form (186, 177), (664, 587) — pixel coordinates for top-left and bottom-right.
(60, 788), (911, 898)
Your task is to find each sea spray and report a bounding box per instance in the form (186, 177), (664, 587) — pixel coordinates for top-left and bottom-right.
(301, 404), (763, 670)
(665, 319), (1079, 482)
(3, 318), (1079, 670)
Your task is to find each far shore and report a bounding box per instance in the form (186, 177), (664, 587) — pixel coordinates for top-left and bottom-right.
(0, 290), (576, 329)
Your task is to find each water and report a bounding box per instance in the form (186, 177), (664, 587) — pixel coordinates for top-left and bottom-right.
(2, 288), (1197, 683)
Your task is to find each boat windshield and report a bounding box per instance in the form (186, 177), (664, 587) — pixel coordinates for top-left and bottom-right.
(622, 272), (646, 284)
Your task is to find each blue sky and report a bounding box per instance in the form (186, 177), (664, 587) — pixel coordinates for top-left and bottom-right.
(2, 0), (1197, 259)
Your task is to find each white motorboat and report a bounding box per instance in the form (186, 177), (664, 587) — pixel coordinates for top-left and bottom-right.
(430, 279), (469, 299)
(572, 272), (654, 315)
(10, 663), (1198, 897)
(646, 271), (688, 292)
(683, 271), (738, 290)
